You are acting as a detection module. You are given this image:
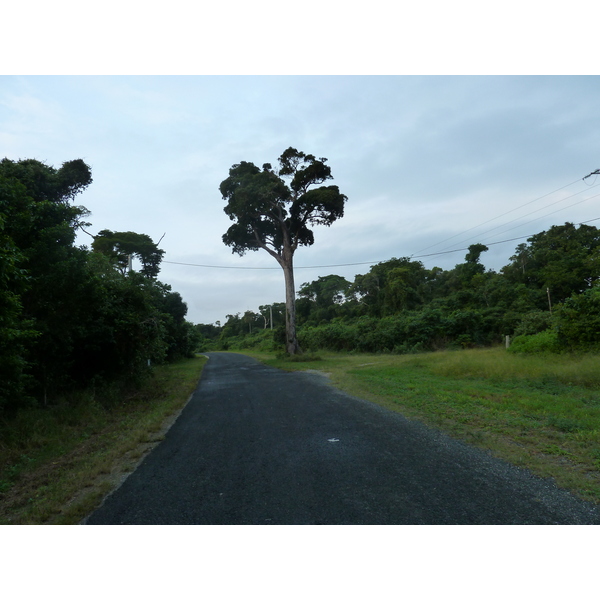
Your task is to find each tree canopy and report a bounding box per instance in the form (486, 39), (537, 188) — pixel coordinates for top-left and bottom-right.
(502, 223), (600, 307)
(0, 157), (198, 411)
(92, 229), (165, 277)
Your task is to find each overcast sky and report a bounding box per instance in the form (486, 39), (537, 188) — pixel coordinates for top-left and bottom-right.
(2, 75), (599, 324)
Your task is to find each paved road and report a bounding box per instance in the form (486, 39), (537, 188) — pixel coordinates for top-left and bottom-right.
(85, 352), (600, 524)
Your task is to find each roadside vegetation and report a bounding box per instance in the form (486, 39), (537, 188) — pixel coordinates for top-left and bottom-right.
(0, 356), (206, 525)
(241, 347), (600, 504)
(198, 222), (600, 362)
(0, 156), (205, 524)
(0, 157), (200, 413)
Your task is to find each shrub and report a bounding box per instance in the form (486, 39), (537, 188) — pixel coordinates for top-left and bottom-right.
(514, 310), (553, 337)
(507, 329), (561, 354)
(554, 286), (600, 351)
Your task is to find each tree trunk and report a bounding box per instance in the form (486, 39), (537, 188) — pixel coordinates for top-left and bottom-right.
(257, 225), (301, 354)
(281, 257), (301, 355)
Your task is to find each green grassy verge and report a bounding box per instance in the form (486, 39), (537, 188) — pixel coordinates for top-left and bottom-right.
(0, 356), (206, 524)
(242, 348), (600, 504)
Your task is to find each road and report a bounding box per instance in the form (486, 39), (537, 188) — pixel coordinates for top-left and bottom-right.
(85, 352), (600, 524)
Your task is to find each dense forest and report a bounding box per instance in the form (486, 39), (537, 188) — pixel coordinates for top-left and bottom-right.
(198, 221), (600, 356)
(0, 158), (199, 411)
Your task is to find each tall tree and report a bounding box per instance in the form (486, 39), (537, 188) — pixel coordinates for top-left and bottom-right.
(0, 178), (35, 404)
(297, 274), (353, 324)
(502, 223), (600, 308)
(92, 230), (165, 277)
(351, 258), (428, 317)
(220, 148), (347, 354)
(0, 158), (94, 403)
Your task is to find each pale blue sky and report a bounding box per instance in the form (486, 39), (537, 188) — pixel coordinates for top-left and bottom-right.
(2, 75), (599, 324)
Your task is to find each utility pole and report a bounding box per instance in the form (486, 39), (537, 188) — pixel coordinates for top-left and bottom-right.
(583, 169), (600, 180)
(547, 287), (553, 314)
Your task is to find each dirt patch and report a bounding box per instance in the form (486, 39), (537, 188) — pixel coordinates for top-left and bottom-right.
(303, 369), (331, 378)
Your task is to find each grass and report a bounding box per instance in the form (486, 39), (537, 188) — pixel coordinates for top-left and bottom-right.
(242, 347), (600, 504)
(0, 356), (206, 525)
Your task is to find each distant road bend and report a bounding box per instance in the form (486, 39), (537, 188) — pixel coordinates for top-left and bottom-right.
(85, 352), (600, 525)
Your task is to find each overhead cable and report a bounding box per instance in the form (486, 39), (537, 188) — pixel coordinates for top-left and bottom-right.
(162, 174), (600, 273)
(438, 188), (600, 252)
(162, 215), (600, 272)
(414, 176), (585, 254)
(431, 181), (600, 254)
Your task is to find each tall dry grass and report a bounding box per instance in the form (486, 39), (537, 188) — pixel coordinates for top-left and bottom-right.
(413, 347), (600, 389)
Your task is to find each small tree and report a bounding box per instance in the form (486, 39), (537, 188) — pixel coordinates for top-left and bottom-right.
(220, 148), (347, 354)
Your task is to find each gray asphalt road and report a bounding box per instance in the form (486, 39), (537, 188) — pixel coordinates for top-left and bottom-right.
(85, 352), (600, 524)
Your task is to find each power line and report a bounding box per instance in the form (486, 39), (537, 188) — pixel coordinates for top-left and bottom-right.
(162, 260), (280, 270)
(162, 259), (381, 270)
(163, 215), (600, 272)
(437, 187), (600, 252)
(414, 176), (585, 255)
(162, 175), (600, 273)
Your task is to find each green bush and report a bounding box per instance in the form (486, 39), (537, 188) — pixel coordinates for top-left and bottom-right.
(297, 307), (508, 355)
(554, 286), (600, 351)
(507, 329), (561, 354)
(513, 310), (553, 337)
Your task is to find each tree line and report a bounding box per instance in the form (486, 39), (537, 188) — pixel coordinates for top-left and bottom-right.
(0, 157), (199, 411)
(201, 221), (600, 355)
(214, 147), (599, 357)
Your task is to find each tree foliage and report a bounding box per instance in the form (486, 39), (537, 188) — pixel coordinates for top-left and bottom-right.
(92, 230), (165, 277)
(502, 223), (600, 306)
(554, 285), (600, 351)
(0, 158), (198, 411)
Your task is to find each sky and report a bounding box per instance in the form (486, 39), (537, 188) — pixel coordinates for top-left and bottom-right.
(1, 75), (599, 324)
